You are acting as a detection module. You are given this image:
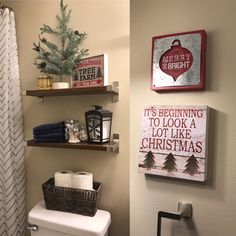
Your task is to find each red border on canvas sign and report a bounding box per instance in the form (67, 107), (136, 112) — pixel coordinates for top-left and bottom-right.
(151, 30), (207, 92)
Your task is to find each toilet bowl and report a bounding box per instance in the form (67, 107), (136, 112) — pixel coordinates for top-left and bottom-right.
(28, 201), (111, 236)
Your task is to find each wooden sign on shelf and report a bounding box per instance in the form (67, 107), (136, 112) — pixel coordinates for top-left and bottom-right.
(139, 105), (209, 182)
(73, 54), (108, 88)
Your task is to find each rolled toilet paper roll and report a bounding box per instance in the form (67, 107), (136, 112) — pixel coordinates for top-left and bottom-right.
(72, 171), (93, 190)
(55, 170), (73, 188)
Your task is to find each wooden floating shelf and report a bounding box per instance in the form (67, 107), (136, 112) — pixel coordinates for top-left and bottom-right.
(24, 81), (119, 102)
(27, 136), (119, 153)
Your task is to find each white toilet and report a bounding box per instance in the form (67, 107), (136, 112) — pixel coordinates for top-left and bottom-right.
(28, 201), (111, 236)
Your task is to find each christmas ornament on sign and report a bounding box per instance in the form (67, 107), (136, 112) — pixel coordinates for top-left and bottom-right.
(159, 39), (193, 81)
(151, 30), (207, 92)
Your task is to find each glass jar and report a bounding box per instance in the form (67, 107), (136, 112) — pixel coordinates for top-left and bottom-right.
(37, 75), (53, 89)
(64, 120), (80, 143)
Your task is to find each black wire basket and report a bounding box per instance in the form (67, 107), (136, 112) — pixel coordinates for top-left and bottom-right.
(42, 178), (101, 216)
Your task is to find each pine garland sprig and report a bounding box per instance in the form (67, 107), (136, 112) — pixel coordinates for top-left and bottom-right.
(56, 2), (71, 47)
(39, 35), (61, 53)
(74, 49), (89, 64)
(35, 53), (61, 68)
(40, 24), (59, 36)
(63, 30), (87, 59)
(32, 42), (40, 52)
(34, 58), (62, 75)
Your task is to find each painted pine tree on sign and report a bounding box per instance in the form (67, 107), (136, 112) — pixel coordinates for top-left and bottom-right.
(143, 151), (156, 170)
(184, 155), (200, 175)
(97, 67), (102, 78)
(162, 153), (177, 173)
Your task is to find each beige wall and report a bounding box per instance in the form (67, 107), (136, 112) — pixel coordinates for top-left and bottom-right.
(2, 0), (236, 235)
(130, 0), (236, 236)
(2, 1), (129, 236)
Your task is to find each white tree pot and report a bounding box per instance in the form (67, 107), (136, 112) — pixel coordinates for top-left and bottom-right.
(52, 82), (70, 89)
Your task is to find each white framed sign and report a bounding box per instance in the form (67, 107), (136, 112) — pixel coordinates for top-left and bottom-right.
(139, 105), (209, 181)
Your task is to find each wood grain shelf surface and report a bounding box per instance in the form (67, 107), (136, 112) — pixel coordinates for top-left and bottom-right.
(27, 139), (119, 152)
(25, 82), (119, 98)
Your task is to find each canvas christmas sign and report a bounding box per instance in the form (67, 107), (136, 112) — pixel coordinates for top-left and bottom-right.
(151, 30), (206, 92)
(139, 105), (209, 181)
(73, 54), (108, 88)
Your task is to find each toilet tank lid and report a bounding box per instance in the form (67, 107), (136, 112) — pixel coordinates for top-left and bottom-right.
(28, 201), (111, 236)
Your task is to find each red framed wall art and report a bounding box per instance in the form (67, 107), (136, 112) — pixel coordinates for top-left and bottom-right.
(151, 30), (207, 92)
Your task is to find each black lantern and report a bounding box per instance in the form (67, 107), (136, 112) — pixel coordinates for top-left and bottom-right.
(85, 105), (112, 144)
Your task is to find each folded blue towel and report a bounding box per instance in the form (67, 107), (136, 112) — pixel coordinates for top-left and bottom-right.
(33, 121), (65, 132)
(33, 127), (65, 135)
(33, 132), (65, 139)
(34, 136), (66, 143)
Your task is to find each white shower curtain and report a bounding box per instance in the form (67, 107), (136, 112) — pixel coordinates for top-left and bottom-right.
(0, 8), (25, 236)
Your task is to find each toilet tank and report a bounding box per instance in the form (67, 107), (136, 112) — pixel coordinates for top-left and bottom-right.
(28, 201), (111, 236)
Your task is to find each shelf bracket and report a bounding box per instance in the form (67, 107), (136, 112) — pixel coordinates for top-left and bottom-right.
(106, 81), (119, 102)
(112, 81), (119, 103)
(22, 90), (26, 96)
(107, 133), (119, 153)
(22, 90), (44, 103)
(23, 141), (27, 148)
(38, 96), (44, 104)
(112, 94), (119, 102)
(112, 94), (119, 103)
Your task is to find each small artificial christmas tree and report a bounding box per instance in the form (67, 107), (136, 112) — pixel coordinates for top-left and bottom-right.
(183, 155), (200, 175)
(162, 153), (177, 173)
(143, 151), (156, 170)
(33, 0), (88, 82)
